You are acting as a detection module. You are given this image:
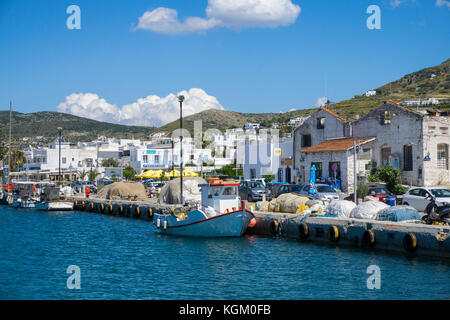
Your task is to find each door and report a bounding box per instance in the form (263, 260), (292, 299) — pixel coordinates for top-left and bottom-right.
(417, 189), (432, 212)
(405, 188), (422, 210)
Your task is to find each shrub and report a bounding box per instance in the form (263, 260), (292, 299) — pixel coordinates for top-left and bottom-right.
(371, 164), (405, 195)
(357, 182), (369, 199)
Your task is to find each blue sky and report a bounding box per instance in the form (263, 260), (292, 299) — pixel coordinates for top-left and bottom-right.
(0, 0), (449, 126)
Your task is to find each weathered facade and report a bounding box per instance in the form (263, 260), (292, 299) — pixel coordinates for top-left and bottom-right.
(293, 107), (350, 185)
(352, 101), (450, 187)
(293, 101), (450, 191)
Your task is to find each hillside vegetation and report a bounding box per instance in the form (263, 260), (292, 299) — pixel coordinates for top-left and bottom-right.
(1, 59), (448, 143)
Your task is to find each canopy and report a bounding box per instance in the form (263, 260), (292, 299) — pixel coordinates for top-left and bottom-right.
(166, 169), (199, 178)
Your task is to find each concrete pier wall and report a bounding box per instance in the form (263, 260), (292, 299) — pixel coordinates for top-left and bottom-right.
(69, 197), (450, 259)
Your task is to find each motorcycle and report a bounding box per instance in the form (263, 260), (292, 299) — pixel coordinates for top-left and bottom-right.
(423, 194), (450, 225)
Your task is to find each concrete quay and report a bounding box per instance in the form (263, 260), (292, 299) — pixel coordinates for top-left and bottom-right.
(67, 196), (450, 259)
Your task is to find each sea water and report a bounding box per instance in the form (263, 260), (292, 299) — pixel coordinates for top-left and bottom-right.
(0, 206), (448, 300)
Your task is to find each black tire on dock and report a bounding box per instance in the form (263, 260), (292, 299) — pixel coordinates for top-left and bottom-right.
(74, 200), (78, 210)
(81, 201), (86, 211)
(119, 205), (124, 215)
(270, 220), (279, 235)
(148, 208), (153, 219)
(298, 223), (309, 240)
(90, 202), (95, 211)
(108, 204), (114, 214)
(100, 203), (105, 213)
(328, 226), (340, 242)
(403, 233), (418, 253)
(362, 229), (376, 247)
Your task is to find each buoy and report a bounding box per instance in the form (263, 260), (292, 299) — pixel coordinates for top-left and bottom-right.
(157, 218), (161, 228)
(248, 217), (257, 228)
(270, 220), (279, 235)
(403, 233), (418, 252)
(163, 220), (167, 229)
(362, 229), (376, 247)
(298, 223), (309, 240)
(328, 226), (339, 242)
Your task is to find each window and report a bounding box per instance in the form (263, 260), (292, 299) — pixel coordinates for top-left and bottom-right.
(382, 111), (391, 125)
(301, 134), (312, 147)
(409, 189), (421, 196)
(328, 162), (341, 179)
(437, 144), (448, 170)
(311, 162), (322, 178)
(250, 168), (256, 179)
(223, 187), (236, 196)
(143, 155), (148, 163)
(154, 155), (160, 164)
(62, 157), (67, 164)
(381, 146), (391, 165)
(277, 168), (283, 182)
(317, 117), (325, 129)
(403, 145), (413, 171)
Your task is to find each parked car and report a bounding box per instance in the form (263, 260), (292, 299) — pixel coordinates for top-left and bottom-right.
(344, 186), (395, 203)
(272, 184), (304, 198)
(73, 181), (97, 194)
(239, 180), (272, 202)
(298, 183), (341, 201)
(402, 187), (450, 212)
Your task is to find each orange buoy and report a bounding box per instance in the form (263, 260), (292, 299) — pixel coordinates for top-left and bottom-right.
(248, 218), (257, 228)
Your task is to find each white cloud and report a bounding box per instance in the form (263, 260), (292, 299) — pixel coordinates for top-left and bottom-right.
(315, 97), (329, 108)
(436, 0), (450, 9)
(135, 0), (301, 34)
(57, 88), (225, 127)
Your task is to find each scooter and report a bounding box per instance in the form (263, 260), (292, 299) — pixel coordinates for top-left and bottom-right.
(423, 194), (450, 225)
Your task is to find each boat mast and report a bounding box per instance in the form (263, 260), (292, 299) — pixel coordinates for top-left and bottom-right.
(7, 100), (12, 193)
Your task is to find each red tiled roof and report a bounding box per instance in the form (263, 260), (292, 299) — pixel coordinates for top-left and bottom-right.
(301, 137), (376, 153)
(319, 107), (348, 123)
(385, 100), (423, 116)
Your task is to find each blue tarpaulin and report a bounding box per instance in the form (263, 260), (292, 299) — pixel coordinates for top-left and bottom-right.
(308, 165), (316, 196)
(375, 206), (421, 222)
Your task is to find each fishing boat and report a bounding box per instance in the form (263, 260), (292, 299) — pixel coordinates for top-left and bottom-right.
(8, 181), (41, 209)
(153, 180), (255, 237)
(35, 186), (73, 211)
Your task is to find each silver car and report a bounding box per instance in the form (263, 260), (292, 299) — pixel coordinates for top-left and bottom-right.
(299, 183), (341, 201)
(402, 187), (450, 212)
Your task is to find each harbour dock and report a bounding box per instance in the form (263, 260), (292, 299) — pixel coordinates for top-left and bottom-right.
(67, 196), (450, 259)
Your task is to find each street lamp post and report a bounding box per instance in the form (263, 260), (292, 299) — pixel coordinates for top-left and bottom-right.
(58, 127), (62, 182)
(178, 95), (184, 205)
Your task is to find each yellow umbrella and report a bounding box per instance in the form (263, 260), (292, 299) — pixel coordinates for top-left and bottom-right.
(137, 170), (155, 178)
(182, 169), (199, 177)
(165, 169), (180, 178)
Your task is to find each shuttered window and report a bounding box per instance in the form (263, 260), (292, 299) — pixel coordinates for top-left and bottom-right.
(302, 134), (311, 147)
(403, 145), (413, 171)
(437, 144), (449, 170)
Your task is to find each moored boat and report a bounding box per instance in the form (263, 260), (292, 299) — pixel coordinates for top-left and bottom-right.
(36, 185), (73, 211)
(153, 180), (255, 237)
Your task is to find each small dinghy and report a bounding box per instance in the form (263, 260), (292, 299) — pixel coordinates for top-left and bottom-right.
(153, 180), (255, 237)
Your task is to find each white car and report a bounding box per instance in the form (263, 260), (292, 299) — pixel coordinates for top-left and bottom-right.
(401, 187), (450, 212)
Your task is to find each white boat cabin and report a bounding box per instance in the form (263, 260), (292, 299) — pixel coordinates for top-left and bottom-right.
(199, 182), (240, 214)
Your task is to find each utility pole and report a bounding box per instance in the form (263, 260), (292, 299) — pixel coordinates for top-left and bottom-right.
(58, 127), (62, 182)
(7, 101), (12, 193)
(178, 95), (184, 205)
(353, 140), (358, 205)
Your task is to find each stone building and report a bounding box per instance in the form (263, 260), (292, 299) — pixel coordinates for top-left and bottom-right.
(293, 101), (450, 192)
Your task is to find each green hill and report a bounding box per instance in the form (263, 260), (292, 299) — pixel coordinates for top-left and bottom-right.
(0, 111), (154, 144)
(1, 59), (448, 143)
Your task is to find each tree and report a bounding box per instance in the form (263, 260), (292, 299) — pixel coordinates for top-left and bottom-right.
(159, 170), (167, 182)
(102, 158), (119, 167)
(88, 169), (100, 182)
(123, 166), (136, 181)
(8, 150), (26, 172)
(77, 169), (88, 181)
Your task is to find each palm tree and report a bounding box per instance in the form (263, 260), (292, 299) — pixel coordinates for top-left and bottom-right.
(88, 169), (100, 182)
(77, 169), (88, 181)
(9, 150), (26, 172)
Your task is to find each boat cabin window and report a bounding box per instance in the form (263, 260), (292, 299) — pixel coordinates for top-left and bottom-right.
(208, 188), (213, 198)
(214, 187), (221, 197)
(223, 186), (236, 196)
